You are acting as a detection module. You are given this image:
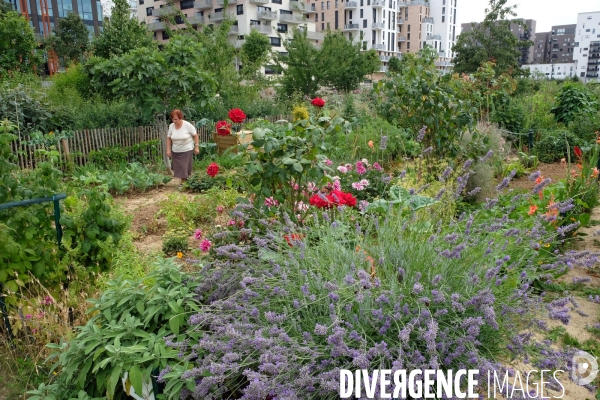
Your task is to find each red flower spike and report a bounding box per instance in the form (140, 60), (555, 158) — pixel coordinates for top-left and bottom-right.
(574, 146), (582, 158)
(207, 162), (220, 177)
(216, 120), (232, 136)
(228, 108), (246, 124)
(311, 97), (325, 108)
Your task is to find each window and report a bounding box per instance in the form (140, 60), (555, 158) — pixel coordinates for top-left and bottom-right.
(407, 24), (410, 31)
(270, 37), (281, 46)
(587, 29), (591, 32)
(265, 65), (281, 75)
(181, 0), (194, 9)
(335, 0), (338, 7)
(407, 33), (410, 39)
(327, 1), (330, 8)
(442, 7), (444, 13)
(316, 13), (318, 21)
(175, 15), (184, 23)
(360, 0), (363, 4)
(139, 0), (143, 4)
(250, 19), (261, 26)
(442, 16), (444, 23)
(237, 4), (243, 14)
(363, 19), (367, 27)
(321, 12), (324, 20)
(360, 9), (363, 17)
(272, 0), (282, 3)
(162, 31), (169, 40)
(588, 16), (592, 19)
(146, 6), (153, 16)
(277, 23), (287, 32)
(407, 41), (410, 49)
(322, 22), (324, 30)
(321, 1), (324, 9)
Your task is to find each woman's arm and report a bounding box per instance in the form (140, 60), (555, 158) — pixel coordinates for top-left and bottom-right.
(193, 134), (199, 154)
(166, 137), (172, 158)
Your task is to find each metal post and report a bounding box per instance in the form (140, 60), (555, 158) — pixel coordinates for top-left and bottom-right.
(528, 130), (533, 153)
(53, 195), (63, 246)
(0, 283), (15, 346)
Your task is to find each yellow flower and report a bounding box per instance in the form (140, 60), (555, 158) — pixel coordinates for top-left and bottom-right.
(422, 95), (427, 101)
(292, 105), (309, 122)
(543, 243), (550, 248)
(48, 131), (54, 136)
(176, 252), (183, 259)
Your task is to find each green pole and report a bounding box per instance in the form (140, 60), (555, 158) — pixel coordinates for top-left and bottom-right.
(53, 195), (63, 246)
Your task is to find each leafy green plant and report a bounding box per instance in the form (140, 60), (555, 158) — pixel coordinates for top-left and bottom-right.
(535, 130), (581, 163)
(550, 82), (599, 124)
(162, 229), (189, 256)
(502, 160), (528, 178)
(37, 259), (201, 399)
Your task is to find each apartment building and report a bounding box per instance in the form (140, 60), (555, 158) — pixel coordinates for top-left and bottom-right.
(427, 0), (457, 59)
(4, 0), (103, 36)
(533, 24), (576, 64)
(138, 0), (323, 68)
(574, 11), (600, 81)
(522, 62), (577, 79)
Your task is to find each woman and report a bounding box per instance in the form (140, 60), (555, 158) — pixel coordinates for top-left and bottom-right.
(166, 109), (199, 189)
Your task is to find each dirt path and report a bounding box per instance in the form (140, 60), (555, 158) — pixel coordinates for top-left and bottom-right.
(114, 180), (195, 254)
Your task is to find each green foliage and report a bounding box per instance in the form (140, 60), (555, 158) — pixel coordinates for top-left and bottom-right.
(550, 82), (599, 124)
(276, 28), (320, 98)
(0, 85), (55, 135)
(452, 0), (531, 75)
(376, 50), (475, 159)
(388, 56), (401, 73)
(72, 162), (171, 194)
(162, 229), (189, 256)
(39, 259), (201, 399)
(45, 13), (89, 66)
(49, 64), (92, 99)
(86, 140), (163, 169)
(534, 130), (581, 163)
(319, 31), (380, 92)
(240, 29), (271, 78)
(88, 35), (216, 120)
(0, 120), (64, 302)
(241, 111), (351, 213)
(91, 0), (155, 59)
(60, 189), (129, 270)
(0, 9), (43, 75)
(491, 96), (525, 132)
(570, 110), (600, 143)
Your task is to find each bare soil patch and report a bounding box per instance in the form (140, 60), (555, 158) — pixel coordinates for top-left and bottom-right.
(508, 162), (569, 191)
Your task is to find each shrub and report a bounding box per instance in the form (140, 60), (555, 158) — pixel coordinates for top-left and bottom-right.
(535, 130), (581, 163)
(491, 96), (525, 133)
(550, 82), (599, 124)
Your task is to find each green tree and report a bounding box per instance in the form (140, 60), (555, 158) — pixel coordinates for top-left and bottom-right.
(0, 1), (13, 12)
(0, 9), (43, 75)
(91, 0), (155, 59)
(320, 31), (379, 92)
(550, 83), (599, 124)
(388, 56), (401, 73)
(240, 29), (271, 79)
(276, 28), (321, 97)
(452, 0), (532, 75)
(45, 12), (89, 66)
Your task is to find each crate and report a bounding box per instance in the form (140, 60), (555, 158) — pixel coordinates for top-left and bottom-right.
(213, 130), (253, 155)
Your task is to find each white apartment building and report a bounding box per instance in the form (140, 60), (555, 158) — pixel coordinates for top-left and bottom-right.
(138, 0), (323, 72)
(522, 62), (577, 79)
(574, 11), (600, 82)
(427, 0), (456, 59)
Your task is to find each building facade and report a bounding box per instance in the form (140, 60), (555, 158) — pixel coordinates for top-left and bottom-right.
(574, 11), (600, 81)
(522, 62), (577, 78)
(138, 0), (323, 67)
(5, 0), (103, 36)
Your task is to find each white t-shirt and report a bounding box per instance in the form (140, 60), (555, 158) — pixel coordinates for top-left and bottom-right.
(168, 120), (197, 153)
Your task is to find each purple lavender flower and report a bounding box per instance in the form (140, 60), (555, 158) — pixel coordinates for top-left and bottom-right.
(379, 135), (388, 150)
(417, 125), (427, 142)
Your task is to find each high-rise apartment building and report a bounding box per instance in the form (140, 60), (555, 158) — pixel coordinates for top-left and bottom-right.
(574, 11), (600, 81)
(4, 0), (103, 36)
(139, 0), (323, 70)
(533, 24), (576, 64)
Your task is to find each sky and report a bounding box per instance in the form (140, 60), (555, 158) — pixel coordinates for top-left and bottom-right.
(457, 0), (600, 32)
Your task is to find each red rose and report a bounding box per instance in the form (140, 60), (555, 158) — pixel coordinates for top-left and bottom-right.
(309, 190), (356, 208)
(311, 97), (325, 108)
(309, 193), (331, 208)
(207, 162), (220, 177)
(574, 146), (582, 158)
(216, 120), (231, 136)
(228, 108), (246, 123)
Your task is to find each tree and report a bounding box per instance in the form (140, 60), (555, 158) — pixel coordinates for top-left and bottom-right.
(276, 28), (322, 97)
(388, 56), (401, 73)
(91, 0), (155, 59)
(0, 1), (13, 13)
(240, 29), (271, 79)
(0, 9), (43, 75)
(451, 0), (532, 75)
(319, 31), (379, 92)
(45, 12), (89, 66)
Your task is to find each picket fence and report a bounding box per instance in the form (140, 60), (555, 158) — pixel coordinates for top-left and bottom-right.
(10, 115), (291, 170)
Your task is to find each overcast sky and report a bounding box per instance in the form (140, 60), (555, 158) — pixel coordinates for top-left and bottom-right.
(458, 0), (600, 32)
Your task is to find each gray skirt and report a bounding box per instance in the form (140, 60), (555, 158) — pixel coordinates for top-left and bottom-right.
(172, 150), (194, 179)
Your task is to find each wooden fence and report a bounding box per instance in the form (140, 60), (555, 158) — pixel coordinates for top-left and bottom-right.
(10, 115), (291, 170)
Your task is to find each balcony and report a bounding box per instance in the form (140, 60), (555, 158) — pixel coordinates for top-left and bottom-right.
(397, 17), (404, 25)
(345, 0), (358, 8)
(587, 73), (599, 78)
(372, 0), (384, 7)
(250, 0), (270, 3)
(148, 21), (165, 31)
(152, 5), (176, 17)
(188, 15), (203, 24)
(379, 55), (390, 61)
(257, 10), (277, 20)
(234, 39), (245, 49)
(344, 23), (359, 30)
(305, 30), (324, 40)
(397, 36), (406, 41)
(373, 43), (386, 50)
(209, 11), (225, 22)
(216, 0), (237, 5)
(426, 34), (441, 41)
(379, 66), (388, 72)
(372, 22), (385, 30)
(422, 17), (434, 24)
(229, 25), (239, 35)
(250, 24), (273, 34)
(279, 13), (303, 24)
(194, 0), (212, 9)
(291, 1), (317, 13)
(397, 0), (407, 7)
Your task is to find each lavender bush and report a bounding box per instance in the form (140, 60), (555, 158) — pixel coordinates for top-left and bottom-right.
(160, 180), (600, 399)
